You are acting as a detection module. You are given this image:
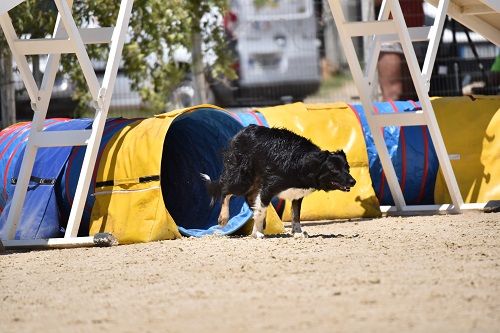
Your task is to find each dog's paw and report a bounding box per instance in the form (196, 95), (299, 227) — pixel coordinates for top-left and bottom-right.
(293, 231), (309, 239)
(251, 231), (265, 239)
(218, 216), (229, 226)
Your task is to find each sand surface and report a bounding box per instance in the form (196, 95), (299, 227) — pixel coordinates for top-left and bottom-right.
(1, 212), (499, 333)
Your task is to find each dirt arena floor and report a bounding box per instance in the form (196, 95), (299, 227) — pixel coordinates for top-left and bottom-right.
(1, 211), (499, 333)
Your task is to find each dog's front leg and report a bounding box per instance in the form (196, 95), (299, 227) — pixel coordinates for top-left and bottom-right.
(251, 193), (267, 239)
(291, 198), (308, 238)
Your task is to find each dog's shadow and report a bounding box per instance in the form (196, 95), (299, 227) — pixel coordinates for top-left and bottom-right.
(264, 233), (359, 239)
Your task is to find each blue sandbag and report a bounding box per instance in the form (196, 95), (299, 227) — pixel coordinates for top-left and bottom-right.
(0, 119), (91, 239)
(162, 108), (254, 237)
(349, 101), (438, 205)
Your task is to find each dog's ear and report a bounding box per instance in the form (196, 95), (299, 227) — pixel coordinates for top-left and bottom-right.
(334, 149), (347, 159)
(301, 151), (329, 172)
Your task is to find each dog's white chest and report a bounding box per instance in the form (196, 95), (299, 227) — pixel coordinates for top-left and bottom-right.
(277, 188), (314, 200)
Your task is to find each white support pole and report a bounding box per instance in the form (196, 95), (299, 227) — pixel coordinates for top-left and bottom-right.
(327, 0), (407, 209)
(422, 0), (451, 90)
(64, 0), (134, 238)
(53, 0), (101, 102)
(391, 0), (463, 211)
(0, 14), (39, 103)
(365, 0), (391, 95)
(2, 5), (70, 239)
(1, 0), (134, 247)
(326, 0), (468, 213)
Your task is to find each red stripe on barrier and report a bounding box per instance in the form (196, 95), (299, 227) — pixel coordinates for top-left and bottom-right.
(248, 110), (264, 126)
(224, 110), (243, 124)
(417, 126), (429, 204)
(64, 146), (79, 207)
(399, 129), (407, 191)
(0, 119), (68, 160)
(347, 104), (363, 130)
(275, 198), (285, 214)
(0, 124), (32, 160)
(407, 100), (428, 204)
(0, 123), (27, 146)
(2, 119), (64, 200)
(388, 100), (406, 191)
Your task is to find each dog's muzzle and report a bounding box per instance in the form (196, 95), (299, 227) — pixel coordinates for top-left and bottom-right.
(333, 177), (355, 192)
(332, 182), (351, 192)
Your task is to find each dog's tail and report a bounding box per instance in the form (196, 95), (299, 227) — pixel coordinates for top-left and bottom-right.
(200, 173), (222, 207)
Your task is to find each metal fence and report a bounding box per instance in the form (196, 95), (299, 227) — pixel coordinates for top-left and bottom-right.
(7, 0), (499, 121)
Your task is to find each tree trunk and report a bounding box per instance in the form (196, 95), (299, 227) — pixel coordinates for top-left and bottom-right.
(191, 31), (207, 105)
(33, 55), (43, 88)
(0, 53), (16, 129)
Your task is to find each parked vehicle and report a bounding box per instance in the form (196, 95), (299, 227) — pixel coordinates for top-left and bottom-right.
(423, 3), (497, 96)
(211, 0), (321, 106)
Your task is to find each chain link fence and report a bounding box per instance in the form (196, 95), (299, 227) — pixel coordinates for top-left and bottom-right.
(5, 0), (499, 122)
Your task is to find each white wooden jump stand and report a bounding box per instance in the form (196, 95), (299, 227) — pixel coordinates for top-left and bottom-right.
(326, 0), (499, 215)
(0, 0), (134, 250)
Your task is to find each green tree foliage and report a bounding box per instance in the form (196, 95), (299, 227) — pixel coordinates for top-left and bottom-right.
(1, 0), (235, 113)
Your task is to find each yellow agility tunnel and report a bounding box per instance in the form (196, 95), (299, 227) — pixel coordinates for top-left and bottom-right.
(1, 97), (497, 244)
(88, 103), (378, 243)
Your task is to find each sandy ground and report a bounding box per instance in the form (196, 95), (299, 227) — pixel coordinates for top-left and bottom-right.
(1, 212), (499, 333)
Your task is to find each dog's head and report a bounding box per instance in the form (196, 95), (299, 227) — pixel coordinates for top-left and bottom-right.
(312, 150), (356, 192)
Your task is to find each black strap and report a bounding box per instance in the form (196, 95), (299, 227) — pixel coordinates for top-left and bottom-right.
(11, 176), (56, 185)
(139, 175), (160, 183)
(95, 175), (160, 188)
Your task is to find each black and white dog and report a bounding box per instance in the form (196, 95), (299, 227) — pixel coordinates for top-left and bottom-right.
(202, 124), (356, 238)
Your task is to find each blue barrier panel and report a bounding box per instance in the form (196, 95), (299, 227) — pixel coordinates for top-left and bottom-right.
(349, 101), (439, 205)
(0, 119), (91, 239)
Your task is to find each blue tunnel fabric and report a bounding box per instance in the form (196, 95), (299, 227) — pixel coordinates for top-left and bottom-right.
(349, 101), (439, 205)
(162, 108), (253, 237)
(0, 119), (91, 239)
(59, 118), (139, 236)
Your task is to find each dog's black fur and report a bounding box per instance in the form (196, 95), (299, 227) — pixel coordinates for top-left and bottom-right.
(202, 124), (356, 238)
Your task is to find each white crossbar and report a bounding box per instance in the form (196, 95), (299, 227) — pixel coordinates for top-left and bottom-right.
(13, 28), (114, 55)
(426, 0), (500, 45)
(343, 20), (397, 37)
(33, 130), (91, 147)
(371, 111), (426, 127)
(379, 26), (432, 43)
(0, 0), (134, 249)
(0, 0), (25, 15)
(326, 0), (468, 213)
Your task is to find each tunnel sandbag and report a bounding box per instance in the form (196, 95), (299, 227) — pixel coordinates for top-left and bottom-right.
(256, 102), (381, 221)
(59, 118), (140, 236)
(0, 119), (91, 239)
(349, 100), (439, 205)
(433, 96), (500, 204)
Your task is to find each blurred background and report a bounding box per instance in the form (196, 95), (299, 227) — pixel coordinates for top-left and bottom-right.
(1, 0), (498, 127)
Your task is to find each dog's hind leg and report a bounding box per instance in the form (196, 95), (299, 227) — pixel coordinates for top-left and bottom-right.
(291, 198), (308, 238)
(218, 194), (232, 226)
